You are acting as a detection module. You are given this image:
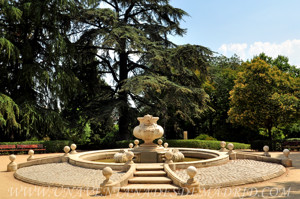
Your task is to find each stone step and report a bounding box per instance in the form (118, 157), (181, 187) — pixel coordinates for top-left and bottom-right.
(134, 170), (167, 177)
(136, 164), (164, 171)
(128, 177), (172, 184)
(120, 184), (180, 192)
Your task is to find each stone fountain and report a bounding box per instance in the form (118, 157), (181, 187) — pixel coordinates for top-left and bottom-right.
(132, 114), (165, 163)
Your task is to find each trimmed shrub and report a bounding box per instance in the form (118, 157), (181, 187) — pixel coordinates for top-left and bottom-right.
(166, 140), (250, 150)
(0, 140), (72, 153)
(116, 139), (250, 150)
(195, 134), (217, 141)
(286, 138), (300, 141)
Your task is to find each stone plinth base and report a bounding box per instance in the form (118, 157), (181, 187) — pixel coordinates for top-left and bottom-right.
(133, 145), (165, 163)
(282, 158), (292, 167)
(182, 182), (200, 194)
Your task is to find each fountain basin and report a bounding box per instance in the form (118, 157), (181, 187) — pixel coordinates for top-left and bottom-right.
(68, 148), (229, 170)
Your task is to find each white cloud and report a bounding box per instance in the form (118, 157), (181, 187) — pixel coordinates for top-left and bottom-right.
(218, 39), (300, 67)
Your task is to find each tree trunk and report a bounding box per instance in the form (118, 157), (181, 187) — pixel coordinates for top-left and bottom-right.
(117, 50), (130, 140)
(267, 126), (272, 141)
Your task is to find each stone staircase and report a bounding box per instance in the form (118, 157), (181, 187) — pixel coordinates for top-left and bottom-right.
(120, 164), (180, 192)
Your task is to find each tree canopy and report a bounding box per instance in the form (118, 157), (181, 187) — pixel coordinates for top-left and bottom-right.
(228, 58), (299, 140)
(0, 1), (299, 144)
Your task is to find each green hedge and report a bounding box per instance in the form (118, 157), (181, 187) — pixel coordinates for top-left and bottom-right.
(116, 139), (250, 150)
(0, 140), (72, 153)
(285, 138), (300, 141)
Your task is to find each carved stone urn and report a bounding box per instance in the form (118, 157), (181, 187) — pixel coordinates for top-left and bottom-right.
(133, 114), (164, 146)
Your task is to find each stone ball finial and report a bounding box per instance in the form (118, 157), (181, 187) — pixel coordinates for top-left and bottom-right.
(227, 143), (234, 150)
(165, 151), (173, 164)
(126, 151), (134, 160)
(102, 167), (113, 180)
(9, 154), (16, 162)
(165, 151), (173, 160)
(186, 166), (197, 184)
(282, 149), (292, 167)
(129, 143), (133, 149)
(164, 142), (168, 149)
(28, 149), (34, 156)
(158, 139), (163, 147)
(70, 144), (77, 154)
(220, 141), (227, 152)
(220, 141), (226, 148)
(283, 149), (290, 158)
(263, 145), (271, 157)
(7, 154), (17, 172)
(63, 146), (70, 156)
(125, 151), (134, 164)
(263, 145), (269, 152)
(134, 139), (139, 148)
(27, 150), (34, 161)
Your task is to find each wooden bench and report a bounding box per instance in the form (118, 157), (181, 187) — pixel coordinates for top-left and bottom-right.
(282, 141), (300, 151)
(0, 145), (17, 152)
(0, 144), (46, 153)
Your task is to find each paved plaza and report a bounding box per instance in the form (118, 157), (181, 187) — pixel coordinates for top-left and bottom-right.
(1, 152), (300, 199)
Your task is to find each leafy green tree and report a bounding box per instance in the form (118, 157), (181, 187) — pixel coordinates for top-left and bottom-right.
(228, 58), (299, 140)
(255, 53), (300, 77)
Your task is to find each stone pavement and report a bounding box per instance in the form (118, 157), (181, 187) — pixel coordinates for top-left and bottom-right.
(0, 152), (300, 199)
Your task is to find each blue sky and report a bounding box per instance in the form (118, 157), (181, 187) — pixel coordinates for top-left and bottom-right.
(169, 0), (300, 66)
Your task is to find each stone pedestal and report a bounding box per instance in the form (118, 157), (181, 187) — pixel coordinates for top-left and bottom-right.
(133, 145), (165, 163)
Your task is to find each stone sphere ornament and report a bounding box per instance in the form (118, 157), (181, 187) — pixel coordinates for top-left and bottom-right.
(157, 139), (163, 147)
(7, 154), (17, 172)
(186, 166), (197, 184)
(63, 146), (70, 156)
(9, 154), (16, 162)
(263, 145), (269, 152)
(133, 114), (164, 146)
(126, 151), (134, 164)
(129, 143), (133, 149)
(165, 151), (173, 163)
(283, 149), (290, 158)
(27, 150), (34, 161)
(164, 142), (168, 149)
(263, 145), (271, 157)
(220, 141), (227, 152)
(227, 143), (234, 150)
(102, 167), (113, 183)
(134, 139), (139, 148)
(282, 149), (292, 167)
(70, 144), (77, 154)
(227, 143), (235, 156)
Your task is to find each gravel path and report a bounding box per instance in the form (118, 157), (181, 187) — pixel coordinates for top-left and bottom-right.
(175, 159), (285, 187)
(16, 163), (125, 188)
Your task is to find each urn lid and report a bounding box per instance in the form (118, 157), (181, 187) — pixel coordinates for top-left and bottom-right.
(137, 114), (159, 125)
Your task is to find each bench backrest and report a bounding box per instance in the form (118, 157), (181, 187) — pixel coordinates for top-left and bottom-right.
(17, 144), (39, 149)
(0, 145), (16, 149)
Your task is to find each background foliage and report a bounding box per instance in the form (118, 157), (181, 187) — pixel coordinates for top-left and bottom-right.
(0, 1), (299, 148)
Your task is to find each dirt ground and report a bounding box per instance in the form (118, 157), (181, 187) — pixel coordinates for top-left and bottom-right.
(0, 151), (299, 199)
